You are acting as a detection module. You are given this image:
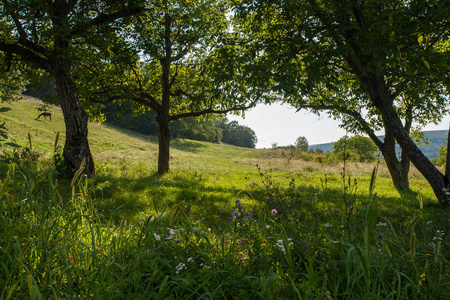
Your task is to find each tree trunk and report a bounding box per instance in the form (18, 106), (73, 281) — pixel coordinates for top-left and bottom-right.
(378, 98), (445, 202)
(379, 131), (410, 190)
(445, 121), (450, 188)
(51, 62), (95, 178)
(157, 112), (170, 174)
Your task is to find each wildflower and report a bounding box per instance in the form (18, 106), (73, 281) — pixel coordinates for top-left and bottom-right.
(419, 273), (426, 286)
(235, 199), (241, 206)
(271, 209), (277, 215)
(349, 206), (354, 211)
(245, 212), (250, 216)
(154, 233), (161, 241)
(324, 223), (332, 228)
(376, 222), (387, 227)
(228, 217), (233, 223)
(261, 243), (266, 247)
(266, 197), (270, 202)
(379, 233), (384, 238)
(275, 239), (293, 254)
(231, 210), (238, 217)
(187, 257), (194, 263)
(175, 238), (181, 243)
(175, 262), (186, 274)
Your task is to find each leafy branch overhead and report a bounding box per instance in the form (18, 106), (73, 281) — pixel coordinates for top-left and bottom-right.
(78, 0), (265, 173)
(233, 0), (450, 201)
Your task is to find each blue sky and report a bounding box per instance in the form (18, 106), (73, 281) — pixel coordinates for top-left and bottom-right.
(227, 102), (450, 149)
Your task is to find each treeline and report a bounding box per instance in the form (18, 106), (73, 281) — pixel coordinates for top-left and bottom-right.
(102, 103), (258, 148)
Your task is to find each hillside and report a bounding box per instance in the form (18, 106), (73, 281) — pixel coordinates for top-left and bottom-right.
(0, 97), (287, 173)
(309, 130), (448, 159)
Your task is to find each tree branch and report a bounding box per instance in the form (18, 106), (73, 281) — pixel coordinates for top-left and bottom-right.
(70, 6), (146, 37)
(169, 99), (259, 121)
(0, 42), (49, 70)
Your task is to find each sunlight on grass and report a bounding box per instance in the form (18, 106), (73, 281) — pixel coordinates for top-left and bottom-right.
(0, 97), (448, 298)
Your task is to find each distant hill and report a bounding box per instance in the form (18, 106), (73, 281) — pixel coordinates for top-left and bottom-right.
(309, 130), (448, 159)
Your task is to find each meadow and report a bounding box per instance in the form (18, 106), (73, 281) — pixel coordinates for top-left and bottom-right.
(0, 97), (448, 299)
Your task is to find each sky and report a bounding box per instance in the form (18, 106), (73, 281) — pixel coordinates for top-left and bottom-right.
(227, 102), (450, 149)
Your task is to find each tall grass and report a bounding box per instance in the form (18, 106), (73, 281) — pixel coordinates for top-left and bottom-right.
(0, 147), (448, 299)
(0, 97), (448, 298)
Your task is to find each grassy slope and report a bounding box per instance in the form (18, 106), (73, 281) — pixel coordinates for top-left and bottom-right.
(1, 97), (440, 221)
(2, 97), (449, 298)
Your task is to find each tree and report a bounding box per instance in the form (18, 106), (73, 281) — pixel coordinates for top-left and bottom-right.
(333, 135), (378, 162)
(219, 119), (258, 148)
(0, 1), (145, 177)
(234, 0), (450, 202)
(295, 136), (308, 151)
(0, 54), (27, 102)
(84, 0), (262, 174)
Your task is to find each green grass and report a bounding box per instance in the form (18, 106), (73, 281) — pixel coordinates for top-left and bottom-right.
(0, 97), (448, 299)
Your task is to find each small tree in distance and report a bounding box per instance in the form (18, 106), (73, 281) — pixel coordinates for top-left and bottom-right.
(333, 135), (378, 163)
(295, 136), (308, 151)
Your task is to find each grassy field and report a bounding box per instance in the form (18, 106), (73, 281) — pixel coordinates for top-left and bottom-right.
(0, 97), (448, 299)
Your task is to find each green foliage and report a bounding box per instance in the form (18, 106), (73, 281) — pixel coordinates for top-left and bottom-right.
(295, 136), (308, 151)
(101, 102), (223, 143)
(1, 97), (449, 298)
(333, 135), (379, 163)
(219, 119), (258, 148)
(1, 151), (448, 298)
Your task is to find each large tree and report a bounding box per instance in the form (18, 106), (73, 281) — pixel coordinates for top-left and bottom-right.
(0, 1), (144, 177)
(83, 0), (264, 174)
(234, 0), (450, 202)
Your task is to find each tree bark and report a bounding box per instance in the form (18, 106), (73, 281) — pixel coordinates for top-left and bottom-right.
(375, 92), (446, 202)
(157, 112), (170, 174)
(51, 62), (95, 177)
(379, 130), (410, 190)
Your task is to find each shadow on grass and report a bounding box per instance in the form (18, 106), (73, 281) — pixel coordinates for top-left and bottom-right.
(86, 161), (443, 233)
(170, 139), (206, 153)
(92, 171), (235, 223)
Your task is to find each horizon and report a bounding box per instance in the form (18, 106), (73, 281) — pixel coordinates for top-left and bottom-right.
(228, 102), (450, 149)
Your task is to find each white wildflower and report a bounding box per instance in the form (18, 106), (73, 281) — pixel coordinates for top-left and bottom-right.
(187, 257), (194, 263)
(154, 233), (161, 241)
(324, 223), (332, 228)
(376, 222), (387, 227)
(175, 262), (186, 274)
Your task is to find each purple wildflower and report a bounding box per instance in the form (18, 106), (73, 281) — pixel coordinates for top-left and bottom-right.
(266, 197), (270, 202)
(349, 206), (354, 211)
(379, 233), (384, 238)
(231, 210), (238, 217)
(271, 209), (277, 215)
(245, 212), (250, 216)
(235, 199), (241, 206)
(175, 238), (181, 243)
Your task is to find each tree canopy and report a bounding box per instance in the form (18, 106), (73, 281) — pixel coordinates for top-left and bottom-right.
(80, 0), (263, 173)
(233, 0), (450, 202)
(0, 0), (146, 177)
(295, 136), (308, 151)
(333, 135), (378, 163)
